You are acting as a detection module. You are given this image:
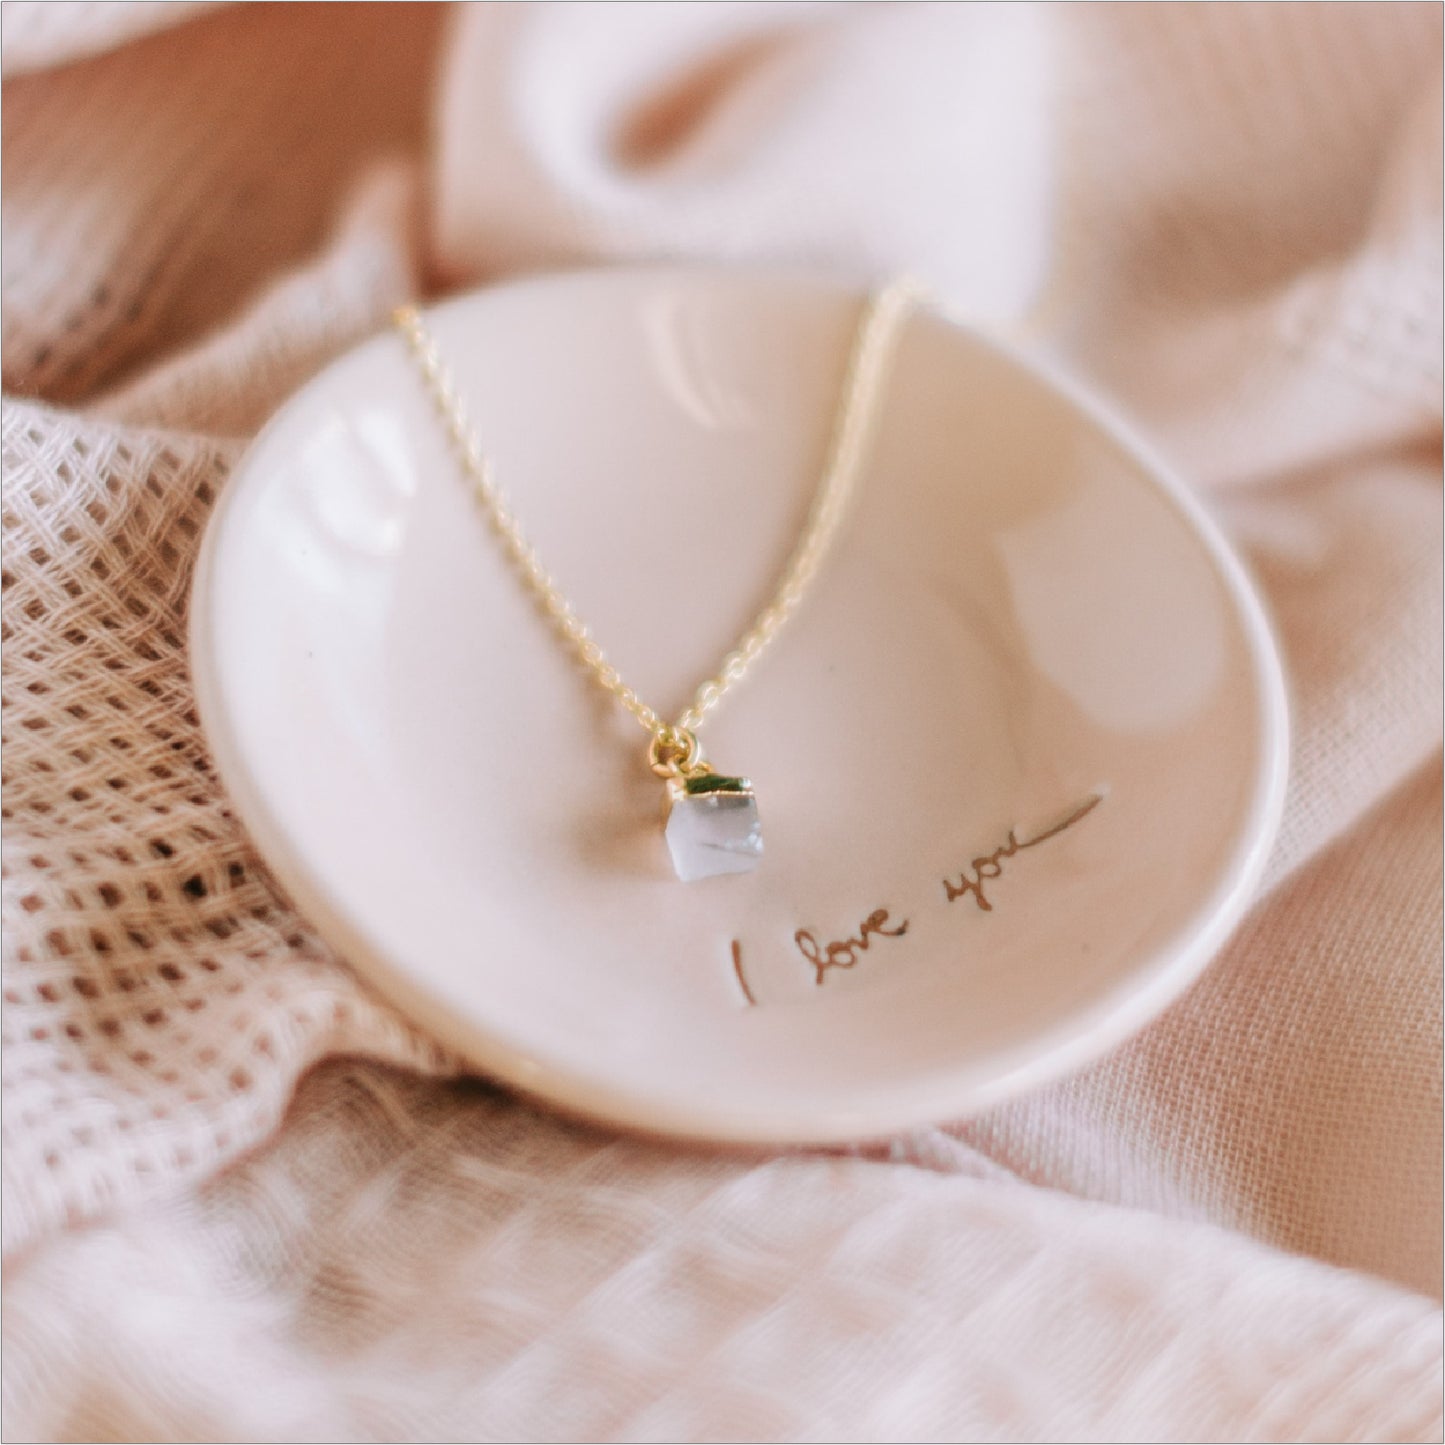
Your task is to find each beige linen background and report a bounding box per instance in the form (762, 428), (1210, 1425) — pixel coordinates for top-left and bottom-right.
(2, 3), (1442, 1441)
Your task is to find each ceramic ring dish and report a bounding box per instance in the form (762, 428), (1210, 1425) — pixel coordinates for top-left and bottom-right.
(190, 267), (1289, 1145)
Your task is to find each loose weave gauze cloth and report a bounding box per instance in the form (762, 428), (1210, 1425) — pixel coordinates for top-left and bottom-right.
(2, 4), (1441, 1441)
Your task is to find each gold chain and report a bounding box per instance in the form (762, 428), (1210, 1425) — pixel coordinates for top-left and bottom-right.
(394, 277), (921, 771)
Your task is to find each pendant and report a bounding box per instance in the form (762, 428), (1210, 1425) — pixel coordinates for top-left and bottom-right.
(665, 771), (763, 883)
(650, 726), (763, 882)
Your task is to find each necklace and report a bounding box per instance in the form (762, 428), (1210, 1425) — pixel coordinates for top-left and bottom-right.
(394, 278), (921, 881)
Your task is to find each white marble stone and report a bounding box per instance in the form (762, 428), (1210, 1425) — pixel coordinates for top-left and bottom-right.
(665, 777), (763, 882)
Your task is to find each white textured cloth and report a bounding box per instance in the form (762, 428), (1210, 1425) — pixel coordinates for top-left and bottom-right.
(2, 3), (1441, 1441)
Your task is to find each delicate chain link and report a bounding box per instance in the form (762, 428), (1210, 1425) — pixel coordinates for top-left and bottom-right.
(394, 277), (922, 751)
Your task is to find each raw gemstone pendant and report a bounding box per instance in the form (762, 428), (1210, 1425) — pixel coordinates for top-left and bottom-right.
(664, 771), (763, 883)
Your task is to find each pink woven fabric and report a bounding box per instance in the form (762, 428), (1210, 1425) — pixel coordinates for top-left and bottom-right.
(3, 4), (1441, 1440)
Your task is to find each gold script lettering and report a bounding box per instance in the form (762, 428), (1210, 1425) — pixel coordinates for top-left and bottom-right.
(943, 793), (1103, 911)
(726, 792), (1104, 1005)
(793, 908), (909, 986)
(730, 939), (758, 1007)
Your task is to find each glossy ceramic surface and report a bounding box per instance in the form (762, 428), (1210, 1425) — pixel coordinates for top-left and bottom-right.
(190, 267), (1288, 1144)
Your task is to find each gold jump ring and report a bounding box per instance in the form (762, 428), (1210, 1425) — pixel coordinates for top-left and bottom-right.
(648, 725), (703, 779)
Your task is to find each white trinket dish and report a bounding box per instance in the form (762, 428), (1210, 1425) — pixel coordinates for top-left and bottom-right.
(190, 266), (1289, 1145)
